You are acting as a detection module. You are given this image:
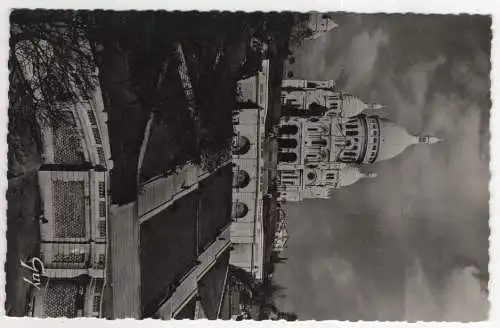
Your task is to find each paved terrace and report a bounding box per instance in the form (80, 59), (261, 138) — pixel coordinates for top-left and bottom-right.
(109, 160), (233, 318)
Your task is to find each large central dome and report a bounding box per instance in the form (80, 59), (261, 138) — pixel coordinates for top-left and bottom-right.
(376, 118), (419, 162)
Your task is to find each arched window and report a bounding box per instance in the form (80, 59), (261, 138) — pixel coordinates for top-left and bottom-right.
(346, 130), (358, 136)
(233, 170), (250, 188)
(232, 202), (249, 219)
(279, 125), (299, 135)
(309, 102), (324, 111)
(278, 138), (298, 148)
(278, 152), (297, 163)
(311, 139), (327, 146)
(232, 135), (251, 155)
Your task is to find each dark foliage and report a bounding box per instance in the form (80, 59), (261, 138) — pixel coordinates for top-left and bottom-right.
(9, 10), (99, 156)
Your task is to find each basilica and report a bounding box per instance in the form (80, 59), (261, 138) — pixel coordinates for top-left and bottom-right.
(277, 79), (442, 202)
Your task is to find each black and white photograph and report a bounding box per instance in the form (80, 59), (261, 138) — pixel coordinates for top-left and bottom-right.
(5, 9), (491, 321)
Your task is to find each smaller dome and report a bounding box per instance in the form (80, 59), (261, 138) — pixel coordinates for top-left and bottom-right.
(341, 95), (366, 117)
(341, 94), (383, 118)
(338, 165), (377, 187)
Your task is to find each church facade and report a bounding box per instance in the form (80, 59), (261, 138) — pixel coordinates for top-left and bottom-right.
(277, 79), (442, 202)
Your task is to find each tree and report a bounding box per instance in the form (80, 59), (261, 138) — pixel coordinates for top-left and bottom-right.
(288, 14), (314, 47)
(9, 10), (98, 153)
(276, 311), (298, 321)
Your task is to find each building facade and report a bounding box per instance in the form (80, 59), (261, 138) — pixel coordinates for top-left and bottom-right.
(30, 88), (113, 318)
(277, 79), (442, 202)
(229, 60), (270, 280)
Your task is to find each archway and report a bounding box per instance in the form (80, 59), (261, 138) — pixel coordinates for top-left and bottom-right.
(232, 170), (250, 188)
(232, 135), (251, 155)
(232, 202), (249, 219)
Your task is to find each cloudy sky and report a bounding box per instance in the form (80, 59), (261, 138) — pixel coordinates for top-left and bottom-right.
(274, 13), (491, 321)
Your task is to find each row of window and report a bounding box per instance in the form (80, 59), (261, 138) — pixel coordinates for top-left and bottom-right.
(51, 252), (105, 268)
(97, 181), (107, 239)
(87, 110), (109, 167)
(97, 147), (106, 165)
(311, 139), (327, 146)
(326, 173), (336, 180)
(98, 182), (105, 198)
(343, 151), (357, 157)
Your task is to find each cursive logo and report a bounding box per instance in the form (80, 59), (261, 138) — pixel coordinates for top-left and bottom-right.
(20, 257), (46, 290)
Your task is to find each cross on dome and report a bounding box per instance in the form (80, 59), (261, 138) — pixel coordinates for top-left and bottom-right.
(368, 103), (384, 110)
(417, 135), (444, 144)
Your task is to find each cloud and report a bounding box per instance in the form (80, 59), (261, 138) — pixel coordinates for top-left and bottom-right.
(309, 254), (356, 288)
(343, 29), (389, 90)
(404, 260), (488, 321)
(289, 28), (389, 91)
(356, 53), (489, 251)
(450, 50), (490, 100)
(287, 32), (331, 80)
(274, 14), (490, 321)
(305, 254), (368, 320)
(406, 54), (446, 108)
